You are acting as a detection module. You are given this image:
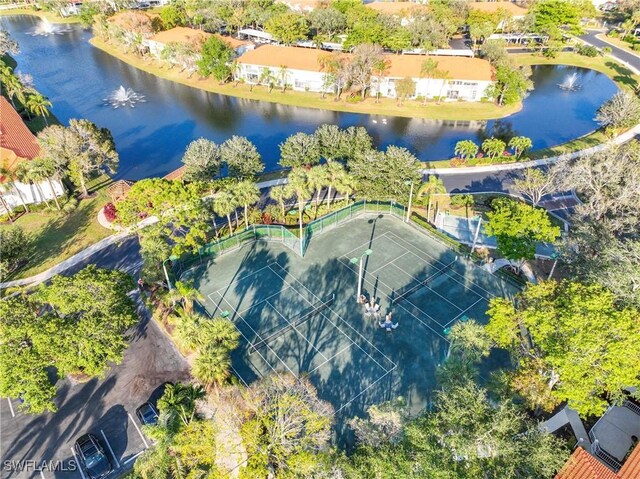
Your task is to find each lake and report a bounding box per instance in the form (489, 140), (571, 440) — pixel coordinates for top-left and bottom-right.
(1, 15), (618, 180)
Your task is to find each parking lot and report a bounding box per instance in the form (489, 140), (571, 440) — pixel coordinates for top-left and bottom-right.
(0, 294), (190, 479)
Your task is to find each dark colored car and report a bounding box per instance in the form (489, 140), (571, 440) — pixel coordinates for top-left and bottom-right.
(74, 434), (113, 479)
(136, 402), (159, 426)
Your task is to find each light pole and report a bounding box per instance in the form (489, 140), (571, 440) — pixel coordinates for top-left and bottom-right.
(547, 252), (559, 280)
(163, 255), (179, 290)
(470, 215), (483, 256)
(404, 180), (414, 223)
(350, 249), (373, 301)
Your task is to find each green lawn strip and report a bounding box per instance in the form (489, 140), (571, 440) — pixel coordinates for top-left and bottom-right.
(1, 176), (113, 280)
(0, 9), (81, 23)
(514, 52), (640, 91)
(89, 37), (522, 122)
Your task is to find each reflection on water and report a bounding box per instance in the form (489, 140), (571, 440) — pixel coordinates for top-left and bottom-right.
(1, 15), (618, 180)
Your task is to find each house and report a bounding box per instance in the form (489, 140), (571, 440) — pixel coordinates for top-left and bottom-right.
(0, 97), (65, 212)
(556, 400), (640, 479)
(277, 0), (322, 12)
(235, 45), (494, 101)
(468, 1), (529, 31)
(146, 27), (253, 57)
(374, 54), (494, 101)
(365, 1), (426, 25)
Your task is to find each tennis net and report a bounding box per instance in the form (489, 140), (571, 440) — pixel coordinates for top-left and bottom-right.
(249, 294), (335, 354)
(392, 257), (458, 305)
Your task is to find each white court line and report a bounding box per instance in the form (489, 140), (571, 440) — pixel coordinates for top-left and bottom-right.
(384, 232), (499, 299)
(231, 365), (249, 387)
(385, 261), (465, 312)
(336, 366), (397, 414)
(340, 231), (390, 261)
(442, 297), (485, 328)
(70, 448), (87, 479)
(198, 296), (283, 380)
(123, 451), (145, 465)
(39, 469), (45, 479)
(127, 413), (149, 449)
(6, 398), (15, 417)
(207, 263), (277, 297)
(100, 430), (120, 468)
(368, 251), (411, 275)
(265, 300), (328, 361)
(308, 343), (353, 375)
(215, 292), (295, 378)
(236, 285), (292, 315)
(339, 256), (445, 330)
(268, 263), (396, 371)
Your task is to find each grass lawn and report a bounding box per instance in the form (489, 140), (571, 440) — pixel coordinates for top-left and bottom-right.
(514, 51), (640, 91)
(0, 176), (113, 281)
(89, 37), (523, 122)
(0, 9), (81, 23)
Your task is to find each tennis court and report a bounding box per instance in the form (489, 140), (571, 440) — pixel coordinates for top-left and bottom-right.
(188, 212), (519, 432)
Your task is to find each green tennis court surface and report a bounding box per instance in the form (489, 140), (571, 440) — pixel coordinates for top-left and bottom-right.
(185, 213), (519, 436)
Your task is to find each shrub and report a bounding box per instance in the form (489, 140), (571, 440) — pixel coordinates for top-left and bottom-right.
(104, 202), (117, 222)
(0, 227), (31, 279)
(634, 44), (640, 52)
(62, 197), (78, 214)
(577, 44), (599, 57)
(449, 157), (466, 167)
(608, 30), (619, 38)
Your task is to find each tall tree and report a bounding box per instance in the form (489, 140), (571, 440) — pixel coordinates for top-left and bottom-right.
(0, 166), (30, 213)
(37, 120), (118, 197)
(197, 36), (234, 82)
(508, 136), (533, 158)
(306, 164), (329, 213)
(25, 93), (53, 126)
(512, 167), (557, 206)
(595, 91), (640, 131)
(269, 184), (289, 219)
(314, 124), (345, 162)
(485, 198), (560, 265)
(395, 77), (416, 106)
(482, 137), (506, 159)
(220, 135), (264, 179)
(486, 281), (640, 416)
(0, 227), (31, 279)
(265, 11), (309, 45)
(212, 188), (238, 235)
(285, 167), (311, 232)
(234, 179), (260, 229)
(279, 132), (321, 168)
(419, 58), (438, 105)
(181, 138), (221, 182)
(454, 140), (479, 162)
(26, 158), (61, 210)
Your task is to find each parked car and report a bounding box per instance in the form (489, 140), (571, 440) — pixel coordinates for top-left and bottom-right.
(74, 434), (113, 479)
(136, 402), (159, 426)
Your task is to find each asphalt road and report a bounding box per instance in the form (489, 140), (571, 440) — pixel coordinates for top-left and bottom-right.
(0, 290), (190, 479)
(580, 30), (640, 71)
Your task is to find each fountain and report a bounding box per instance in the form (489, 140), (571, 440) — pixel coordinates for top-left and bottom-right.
(103, 85), (147, 108)
(558, 72), (581, 91)
(30, 18), (72, 36)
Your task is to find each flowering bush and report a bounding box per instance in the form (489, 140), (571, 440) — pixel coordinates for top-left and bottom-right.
(450, 157), (466, 167)
(477, 153), (484, 158)
(104, 202), (117, 222)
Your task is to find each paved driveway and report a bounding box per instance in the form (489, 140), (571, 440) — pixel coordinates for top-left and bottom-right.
(0, 295), (190, 479)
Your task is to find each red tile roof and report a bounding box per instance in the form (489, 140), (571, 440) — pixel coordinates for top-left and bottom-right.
(618, 444), (640, 479)
(556, 445), (640, 479)
(0, 96), (40, 177)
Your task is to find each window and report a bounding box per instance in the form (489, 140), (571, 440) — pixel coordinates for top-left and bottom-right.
(447, 90), (459, 99)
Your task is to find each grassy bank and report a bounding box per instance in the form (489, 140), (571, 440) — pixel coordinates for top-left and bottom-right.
(0, 8), (81, 23)
(0, 176), (113, 281)
(514, 51), (640, 91)
(89, 37), (522, 122)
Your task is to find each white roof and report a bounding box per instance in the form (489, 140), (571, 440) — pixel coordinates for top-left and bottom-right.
(238, 29), (273, 41)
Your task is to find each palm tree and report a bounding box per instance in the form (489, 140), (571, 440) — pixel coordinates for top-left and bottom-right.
(0, 188), (14, 223)
(508, 136), (533, 159)
(192, 344), (232, 387)
(277, 65), (289, 93)
(234, 180), (260, 229)
(285, 168), (311, 239)
(0, 166), (30, 213)
(306, 164), (329, 216)
(259, 67), (275, 93)
(3, 74), (25, 109)
(173, 311), (203, 352)
(213, 189), (237, 235)
(15, 162), (52, 210)
(324, 161), (347, 207)
(157, 382), (205, 428)
(25, 93), (52, 126)
(435, 69), (451, 104)
(269, 184), (290, 221)
(417, 175), (446, 222)
(29, 158), (61, 210)
(454, 140), (479, 162)
(165, 280), (203, 313)
(420, 58), (439, 106)
(482, 138), (507, 160)
(334, 171), (357, 205)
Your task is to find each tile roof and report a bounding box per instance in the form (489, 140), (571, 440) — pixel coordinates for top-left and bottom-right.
(237, 45), (494, 82)
(364, 1), (425, 15)
(0, 96), (40, 163)
(468, 1), (528, 16)
(556, 445), (640, 479)
(385, 54), (494, 81)
(163, 165), (186, 181)
(618, 444), (640, 479)
(149, 26), (211, 46)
